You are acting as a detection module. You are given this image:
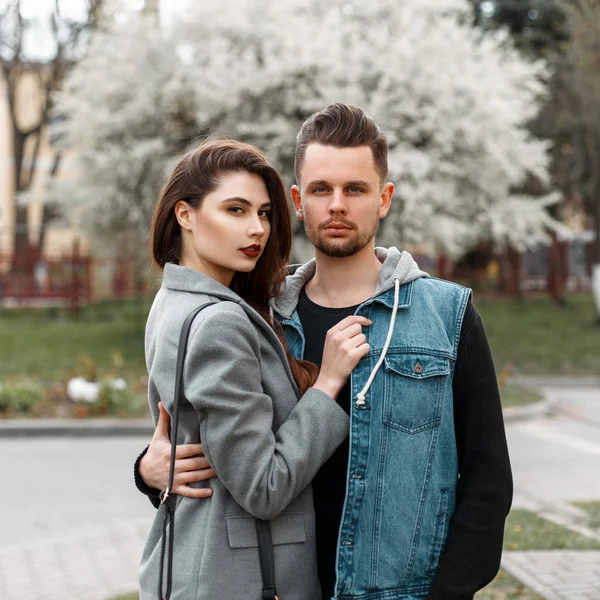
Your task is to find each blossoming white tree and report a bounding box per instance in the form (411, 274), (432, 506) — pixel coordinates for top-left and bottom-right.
(50, 0), (561, 259)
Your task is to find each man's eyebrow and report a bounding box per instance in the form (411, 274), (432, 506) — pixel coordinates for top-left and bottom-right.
(221, 197), (272, 208)
(305, 179), (371, 188)
(346, 180), (370, 187)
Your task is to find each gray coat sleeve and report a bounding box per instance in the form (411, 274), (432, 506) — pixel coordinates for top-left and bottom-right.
(183, 303), (349, 520)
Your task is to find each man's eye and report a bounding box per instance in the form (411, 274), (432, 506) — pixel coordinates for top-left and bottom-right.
(348, 187), (364, 193)
(313, 187), (328, 193)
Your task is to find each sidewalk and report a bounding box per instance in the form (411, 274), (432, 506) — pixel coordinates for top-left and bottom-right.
(502, 550), (600, 600)
(0, 518), (150, 600)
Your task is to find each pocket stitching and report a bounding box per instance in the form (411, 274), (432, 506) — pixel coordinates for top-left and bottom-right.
(383, 361), (446, 434)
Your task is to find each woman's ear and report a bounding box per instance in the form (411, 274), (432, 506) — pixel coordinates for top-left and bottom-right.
(175, 201), (194, 231)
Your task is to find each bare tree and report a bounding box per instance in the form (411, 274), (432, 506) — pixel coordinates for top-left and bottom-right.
(0, 0), (104, 270)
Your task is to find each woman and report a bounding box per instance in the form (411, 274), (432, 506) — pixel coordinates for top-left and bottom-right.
(139, 139), (370, 599)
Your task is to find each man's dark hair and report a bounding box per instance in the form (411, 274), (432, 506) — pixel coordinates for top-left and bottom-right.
(294, 103), (388, 184)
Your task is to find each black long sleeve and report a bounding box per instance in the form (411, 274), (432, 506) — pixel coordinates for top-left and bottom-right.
(133, 445), (161, 509)
(427, 302), (513, 599)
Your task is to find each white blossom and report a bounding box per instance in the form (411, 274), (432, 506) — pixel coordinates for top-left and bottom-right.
(51, 0), (561, 258)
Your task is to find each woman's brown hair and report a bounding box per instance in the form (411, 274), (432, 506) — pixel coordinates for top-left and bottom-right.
(150, 138), (318, 394)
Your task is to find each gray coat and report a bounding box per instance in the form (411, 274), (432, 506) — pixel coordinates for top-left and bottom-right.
(139, 264), (349, 600)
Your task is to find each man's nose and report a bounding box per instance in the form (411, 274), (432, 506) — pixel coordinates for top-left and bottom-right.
(328, 190), (348, 215)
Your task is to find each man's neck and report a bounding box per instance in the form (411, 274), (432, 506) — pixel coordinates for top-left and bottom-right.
(305, 245), (382, 308)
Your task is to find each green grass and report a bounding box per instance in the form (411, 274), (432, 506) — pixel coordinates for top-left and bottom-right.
(503, 509), (600, 551)
(0, 299), (149, 384)
(572, 501), (600, 529)
(476, 293), (600, 376)
(476, 569), (543, 599)
(500, 383), (543, 408)
(1, 293), (598, 393)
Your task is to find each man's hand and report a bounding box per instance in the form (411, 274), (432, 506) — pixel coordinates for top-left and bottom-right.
(139, 402), (215, 498)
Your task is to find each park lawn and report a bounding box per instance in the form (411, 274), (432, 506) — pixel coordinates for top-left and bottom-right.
(0, 300), (149, 384)
(475, 293), (600, 376)
(504, 509), (600, 551)
(500, 383), (543, 408)
(571, 501), (600, 530)
(475, 569), (543, 599)
(1, 293), (599, 387)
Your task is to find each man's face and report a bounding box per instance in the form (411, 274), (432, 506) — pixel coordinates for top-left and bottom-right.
(292, 144), (393, 258)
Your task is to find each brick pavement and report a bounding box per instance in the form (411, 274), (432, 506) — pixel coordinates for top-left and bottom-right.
(2, 521), (600, 599)
(502, 550), (600, 600)
(0, 517), (150, 600)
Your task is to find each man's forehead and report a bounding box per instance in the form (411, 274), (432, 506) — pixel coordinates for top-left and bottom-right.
(301, 143), (378, 183)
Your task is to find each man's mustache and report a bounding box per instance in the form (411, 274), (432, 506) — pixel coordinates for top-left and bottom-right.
(318, 218), (356, 230)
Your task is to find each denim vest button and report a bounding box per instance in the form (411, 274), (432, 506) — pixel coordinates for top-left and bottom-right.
(341, 540), (353, 546)
(352, 473), (362, 480)
(414, 361), (423, 374)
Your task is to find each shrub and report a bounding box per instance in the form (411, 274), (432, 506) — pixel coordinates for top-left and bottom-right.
(0, 381), (43, 416)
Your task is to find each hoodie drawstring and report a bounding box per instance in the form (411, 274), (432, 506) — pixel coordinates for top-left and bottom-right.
(355, 278), (400, 408)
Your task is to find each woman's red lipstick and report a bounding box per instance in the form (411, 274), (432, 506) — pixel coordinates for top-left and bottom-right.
(240, 244), (261, 258)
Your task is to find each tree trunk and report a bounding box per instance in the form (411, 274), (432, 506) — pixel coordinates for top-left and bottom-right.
(507, 246), (523, 299)
(436, 253), (450, 280)
(547, 232), (566, 304)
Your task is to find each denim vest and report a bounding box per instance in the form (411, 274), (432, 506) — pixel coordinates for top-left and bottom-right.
(277, 276), (471, 600)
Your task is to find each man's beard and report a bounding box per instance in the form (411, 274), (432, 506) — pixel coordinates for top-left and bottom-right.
(304, 215), (380, 258)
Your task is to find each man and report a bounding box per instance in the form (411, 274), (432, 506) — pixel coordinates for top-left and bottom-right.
(135, 103), (512, 599)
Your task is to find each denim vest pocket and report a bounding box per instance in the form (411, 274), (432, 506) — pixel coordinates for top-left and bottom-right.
(425, 489), (450, 577)
(383, 352), (449, 434)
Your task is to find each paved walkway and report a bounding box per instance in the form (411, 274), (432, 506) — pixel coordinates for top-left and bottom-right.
(0, 384), (598, 599)
(502, 551), (600, 600)
(0, 517), (150, 600)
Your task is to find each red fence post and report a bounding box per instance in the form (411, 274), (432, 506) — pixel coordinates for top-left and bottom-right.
(71, 238), (80, 316)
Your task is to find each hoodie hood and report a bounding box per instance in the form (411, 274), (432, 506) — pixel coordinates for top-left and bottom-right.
(271, 247), (429, 319)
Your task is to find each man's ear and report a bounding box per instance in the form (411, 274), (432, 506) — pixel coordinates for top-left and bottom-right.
(174, 201), (194, 231)
(379, 182), (394, 218)
(291, 185), (304, 221)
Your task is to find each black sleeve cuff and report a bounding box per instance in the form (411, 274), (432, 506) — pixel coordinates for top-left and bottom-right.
(134, 445), (161, 509)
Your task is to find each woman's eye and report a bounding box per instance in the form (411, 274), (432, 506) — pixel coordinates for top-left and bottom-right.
(228, 207), (244, 215)
(259, 210), (271, 219)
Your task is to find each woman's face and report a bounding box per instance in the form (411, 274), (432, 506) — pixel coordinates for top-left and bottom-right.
(177, 171), (272, 286)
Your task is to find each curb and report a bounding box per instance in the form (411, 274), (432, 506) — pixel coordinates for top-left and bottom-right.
(0, 418), (154, 438)
(0, 378), (578, 436)
(503, 397), (555, 424)
(513, 375), (600, 388)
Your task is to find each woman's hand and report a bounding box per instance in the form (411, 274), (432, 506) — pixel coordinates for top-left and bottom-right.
(314, 315), (371, 399)
(139, 402), (215, 498)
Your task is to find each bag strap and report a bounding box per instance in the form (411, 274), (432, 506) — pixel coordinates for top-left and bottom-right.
(256, 519), (279, 600)
(157, 302), (279, 600)
(158, 301), (214, 600)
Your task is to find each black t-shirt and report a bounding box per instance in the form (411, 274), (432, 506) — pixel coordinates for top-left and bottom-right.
(296, 286), (512, 600)
(296, 288), (359, 598)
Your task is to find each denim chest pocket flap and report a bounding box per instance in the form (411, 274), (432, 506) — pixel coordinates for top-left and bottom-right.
(383, 352), (450, 434)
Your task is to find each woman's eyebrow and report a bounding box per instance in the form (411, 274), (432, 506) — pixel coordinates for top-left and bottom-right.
(221, 197), (271, 208)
